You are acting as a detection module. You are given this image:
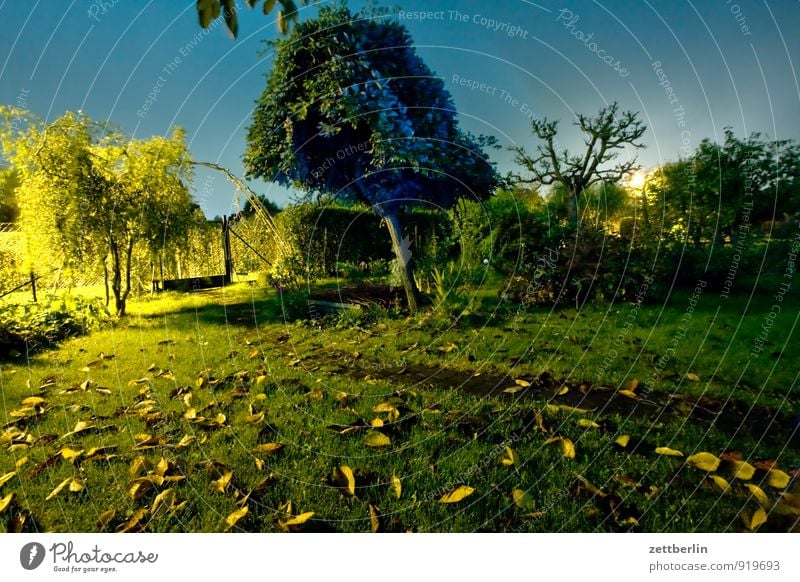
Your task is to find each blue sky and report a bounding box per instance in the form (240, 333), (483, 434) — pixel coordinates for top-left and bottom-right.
(1, 0), (799, 218)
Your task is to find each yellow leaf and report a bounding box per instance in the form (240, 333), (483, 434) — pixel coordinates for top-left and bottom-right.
(369, 504), (380, 533)
(574, 474), (606, 497)
(69, 477), (85, 493)
(623, 378), (639, 391)
(545, 436), (576, 459)
(437, 343), (457, 352)
(372, 402), (397, 413)
(578, 419), (600, 429)
(615, 435), (630, 448)
(746, 483), (770, 506)
(557, 386), (569, 396)
(212, 470), (232, 494)
(97, 508), (116, 529)
(0, 492), (14, 513)
(245, 411), (265, 425)
(252, 443), (283, 456)
(20, 396), (46, 406)
(655, 447), (684, 457)
(686, 452), (720, 472)
(503, 386), (524, 394)
(746, 506), (767, 531)
(150, 489), (175, 518)
(225, 505), (249, 529)
(176, 434), (196, 448)
(46, 477), (72, 501)
(154, 457), (169, 477)
(708, 475), (730, 494)
(390, 474), (402, 499)
(512, 488), (535, 511)
(363, 431), (391, 448)
(15, 456), (28, 469)
(439, 485), (475, 504)
(370, 417), (384, 428)
(617, 389), (638, 399)
(0, 471), (17, 490)
(196, 376), (206, 388)
(500, 446), (519, 467)
(729, 461), (756, 481)
(686, 373), (701, 382)
(514, 378), (531, 387)
(256, 375), (267, 386)
(279, 511), (314, 530)
(765, 469), (791, 489)
(129, 455), (151, 478)
(332, 465), (356, 497)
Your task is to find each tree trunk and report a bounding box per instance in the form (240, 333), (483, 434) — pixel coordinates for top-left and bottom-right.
(103, 256), (110, 307)
(110, 239), (123, 316)
(383, 211), (419, 314)
(568, 188), (579, 225)
(117, 238), (134, 317)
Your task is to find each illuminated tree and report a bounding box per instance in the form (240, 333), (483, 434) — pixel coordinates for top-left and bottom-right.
(244, 5), (500, 312)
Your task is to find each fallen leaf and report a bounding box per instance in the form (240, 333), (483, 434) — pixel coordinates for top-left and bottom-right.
(390, 474), (402, 499)
(0, 492), (14, 513)
(578, 419), (600, 429)
(332, 465), (356, 497)
(500, 446), (519, 467)
(212, 470), (232, 494)
(279, 511), (314, 531)
(686, 452), (720, 472)
(512, 488), (535, 511)
(252, 443), (283, 456)
(245, 411), (265, 425)
(708, 475), (730, 494)
(363, 431), (391, 448)
(439, 485), (475, 504)
(45, 477), (73, 501)
(744, 506), (767, 531)
(655, 447), (684, 457)
(437, 343), (457, 353)
(20, 396), (46, 407)
(502, 386), (525, 394)
(0, 471), (17, 490)
(617, 389), (638, 399)
(97, 508), (116, 529)
(745, 483), (770, 506)
(765, 469), (791, 489)
(545, 436), (576, 459)
(557, 386), (569, 396)
(686, 373), (701, 382)
(225, 505), (249, 529)
(514, 379), (531, 387)
(729, 461), (756, 481)
(369, 504), (380, 533)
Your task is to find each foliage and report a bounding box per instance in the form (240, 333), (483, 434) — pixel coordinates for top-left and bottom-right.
(0, 295), (109, 358)
(244, 4), (500, 312)
(196, 0), (316, 37)
(0, 108), (197, 316)
(0, 167), (20, 223)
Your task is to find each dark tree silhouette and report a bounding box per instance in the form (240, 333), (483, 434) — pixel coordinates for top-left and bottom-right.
(514, 102), (646, 224)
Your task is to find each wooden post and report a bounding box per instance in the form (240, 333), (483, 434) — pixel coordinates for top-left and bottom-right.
(30, 272), (37, 303)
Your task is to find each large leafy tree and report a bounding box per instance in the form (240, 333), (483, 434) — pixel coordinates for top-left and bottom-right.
(0, 108), (196, 316)
(513, 102), (646, 225)
(0, 166), (20, 223)
(244, 5), (500, 312)
(196, 0), (316, 37)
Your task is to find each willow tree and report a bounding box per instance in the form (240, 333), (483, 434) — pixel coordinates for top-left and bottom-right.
(244, 5), (499, 312)
(0, 108), (196, 315)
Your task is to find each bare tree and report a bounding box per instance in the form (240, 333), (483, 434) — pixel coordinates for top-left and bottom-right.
(513, 102), (646, 224)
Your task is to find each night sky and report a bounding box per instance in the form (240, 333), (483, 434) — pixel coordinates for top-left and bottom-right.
(1, 0), (798, 217)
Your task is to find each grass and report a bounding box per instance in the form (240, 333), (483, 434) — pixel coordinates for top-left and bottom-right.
(0, 282), (798, 533)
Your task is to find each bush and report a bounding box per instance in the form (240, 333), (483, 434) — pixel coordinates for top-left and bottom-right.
(0, 295), (110, 358)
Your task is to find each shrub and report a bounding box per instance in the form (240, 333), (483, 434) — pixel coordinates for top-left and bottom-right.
(0, 295), (110, 358)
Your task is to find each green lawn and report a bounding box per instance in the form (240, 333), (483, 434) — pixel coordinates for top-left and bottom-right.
(0, 283), (798, 532)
